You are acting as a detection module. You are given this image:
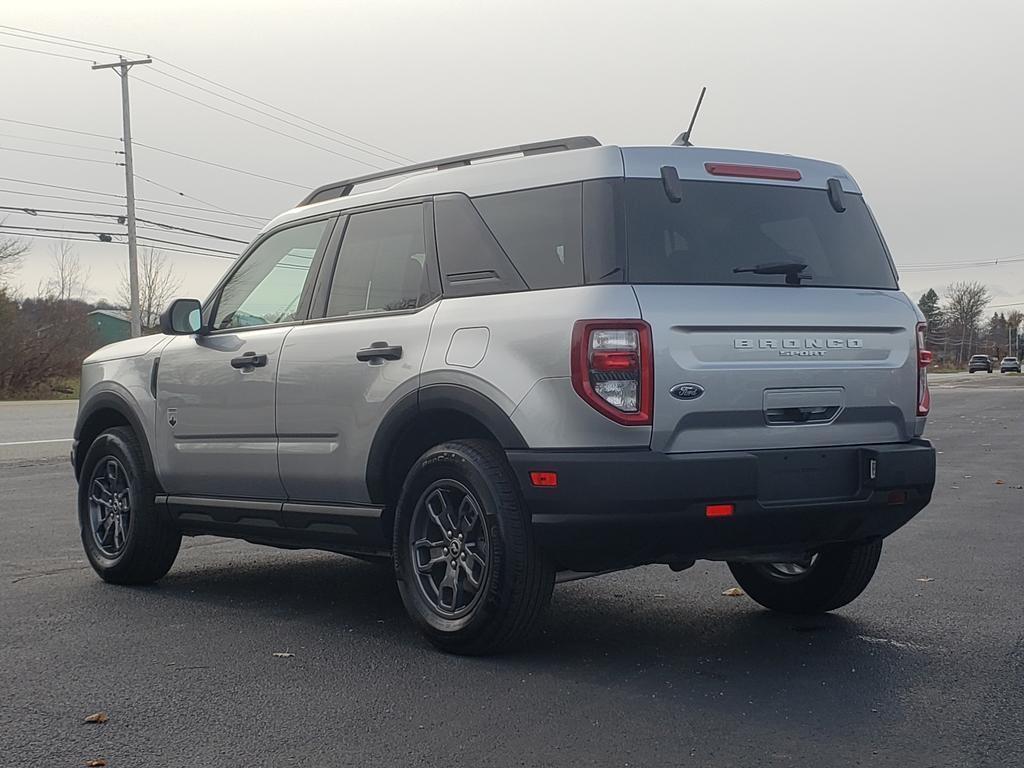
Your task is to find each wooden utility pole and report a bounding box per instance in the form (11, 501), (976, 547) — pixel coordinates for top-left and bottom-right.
(92, 56), (152, 338)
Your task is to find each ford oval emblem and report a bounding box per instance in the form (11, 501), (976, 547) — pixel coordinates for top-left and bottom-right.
(670, 383), (705, 401)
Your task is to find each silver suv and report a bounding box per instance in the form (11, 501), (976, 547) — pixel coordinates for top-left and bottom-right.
(72, 136), (937, 654)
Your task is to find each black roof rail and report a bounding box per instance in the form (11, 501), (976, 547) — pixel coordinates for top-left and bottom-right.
(298, 135), (601, 207)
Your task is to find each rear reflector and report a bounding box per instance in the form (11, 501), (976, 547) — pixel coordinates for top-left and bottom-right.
(705, 503), (735, 518)
(529, 471), (558, 488)
(887, 490), (908, 505)
(705, 162), (802, 181)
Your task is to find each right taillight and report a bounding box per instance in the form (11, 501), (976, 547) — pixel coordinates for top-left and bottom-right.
(571, 320), (653, 425)
(916, 321), (931, 416)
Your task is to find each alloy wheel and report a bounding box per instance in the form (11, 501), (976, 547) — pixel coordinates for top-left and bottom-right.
(87, 456), (132, 557)
(409, 479), (490, 619)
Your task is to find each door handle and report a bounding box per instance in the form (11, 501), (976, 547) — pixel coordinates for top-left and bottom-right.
(230, 351), (268, 369)
(356, 342), (403, 362)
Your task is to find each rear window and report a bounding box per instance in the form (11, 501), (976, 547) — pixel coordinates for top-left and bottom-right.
(624, 179), (897, 289)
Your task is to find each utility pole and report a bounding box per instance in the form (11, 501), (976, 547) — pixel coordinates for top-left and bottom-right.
(93, 56), (152, 338)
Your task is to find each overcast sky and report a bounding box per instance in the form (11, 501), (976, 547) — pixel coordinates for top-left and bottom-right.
(2, 0), (1022, 311)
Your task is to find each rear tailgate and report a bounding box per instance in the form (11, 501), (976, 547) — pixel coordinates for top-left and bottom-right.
(634, 285), (920, 453)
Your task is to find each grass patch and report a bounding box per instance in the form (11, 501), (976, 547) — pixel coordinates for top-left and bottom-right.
(1, 377), (80, 401)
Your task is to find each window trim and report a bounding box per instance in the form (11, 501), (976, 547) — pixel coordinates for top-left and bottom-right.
(308, 197), (441, 323)
(202, 214), (339, 335)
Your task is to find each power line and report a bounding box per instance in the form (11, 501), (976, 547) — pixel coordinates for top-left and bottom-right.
(148, 66), (404, 166)
(0, 41), (95, 63)
(2, 228), (238, 261)
(0, 25), (147, 57)
(153, 59), (411, 163)
(133, 75), (386, 170)
(0, 29), (115, 58)
(0, 145), (118, 165)
(0, 175), (123, 200)
(131, 140), (307, 188)
(0, 186), (258, 229)
(0, 116), (120, 141)
(136, 234), (238, 256)
(0, 130), (119, 154)
(0, 223), (121, 237)
(132, 172), (267, 219)
(0, 204), (250, 243)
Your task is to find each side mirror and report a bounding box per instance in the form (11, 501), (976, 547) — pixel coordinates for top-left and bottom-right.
(160, 298), (203, 335)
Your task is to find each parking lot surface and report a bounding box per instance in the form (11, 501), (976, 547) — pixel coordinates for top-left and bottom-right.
(1, 388), (1022, 767)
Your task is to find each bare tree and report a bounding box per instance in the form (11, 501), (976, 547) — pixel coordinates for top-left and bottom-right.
(40, 240), (91, 300)
(0, 231), (28, 287)
(943, 281), (991, 364)
(117, 247), (180, 328)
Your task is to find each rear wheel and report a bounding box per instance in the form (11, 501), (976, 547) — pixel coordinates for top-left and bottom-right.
(727, 539), (882, 614)
(393, 439), (554, 655)
(78, 427), (181, 584)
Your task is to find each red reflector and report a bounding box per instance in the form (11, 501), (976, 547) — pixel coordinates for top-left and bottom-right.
(529, 471), (558, 488)
(705, 503), (734, 518)
(705, 162), (802, 181)
(887, 490), (908, 505)
(591, 350), (638, 371)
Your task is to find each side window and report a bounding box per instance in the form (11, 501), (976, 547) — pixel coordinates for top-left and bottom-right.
(326, 204), (436, 317)
(433, 193), (526, 297)
(472, 183), (583, 289)
(214, 219), (330, 330)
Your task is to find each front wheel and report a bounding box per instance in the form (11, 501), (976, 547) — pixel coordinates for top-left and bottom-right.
(393, 439), (554, 655)
(727, 539), (882, 614)
(78, 427), (181, 584)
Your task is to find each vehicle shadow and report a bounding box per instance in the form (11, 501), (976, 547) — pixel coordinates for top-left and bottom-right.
(123, 549), (947, 759)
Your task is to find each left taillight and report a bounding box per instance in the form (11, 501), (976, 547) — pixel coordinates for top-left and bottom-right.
(916, 321), (931, 416)
(571, 320), (653, 426)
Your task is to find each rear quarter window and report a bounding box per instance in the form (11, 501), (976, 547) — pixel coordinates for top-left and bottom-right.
(472, 183), (583, 290)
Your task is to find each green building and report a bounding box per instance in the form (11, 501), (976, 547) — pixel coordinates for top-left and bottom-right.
(87, 309), (132, 346)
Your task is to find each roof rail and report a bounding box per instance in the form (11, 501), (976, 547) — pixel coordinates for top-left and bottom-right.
(298, 135), (601, 207)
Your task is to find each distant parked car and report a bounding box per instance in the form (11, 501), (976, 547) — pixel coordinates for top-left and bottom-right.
(969, 355), (993, 373)
(1000, 357), (1021, 373)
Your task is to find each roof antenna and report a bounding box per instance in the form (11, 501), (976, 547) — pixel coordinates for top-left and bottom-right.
(672, 86), (707, 147)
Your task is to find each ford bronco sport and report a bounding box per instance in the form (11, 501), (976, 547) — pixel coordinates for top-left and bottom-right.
(73, 136), (936, 654)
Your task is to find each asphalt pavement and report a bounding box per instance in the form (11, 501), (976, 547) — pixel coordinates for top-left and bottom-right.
(0, 400), (77, 461)
(1, 389), (1022, 767)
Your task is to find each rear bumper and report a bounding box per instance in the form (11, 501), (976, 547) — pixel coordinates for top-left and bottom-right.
(507, 440), (936, 571)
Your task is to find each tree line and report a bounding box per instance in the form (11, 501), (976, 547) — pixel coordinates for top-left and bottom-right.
(0, 233), (179, 398)
(917, 281), (1018, 366)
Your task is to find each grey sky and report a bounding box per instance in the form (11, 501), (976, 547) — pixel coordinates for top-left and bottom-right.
(3, 0), (1022, 311)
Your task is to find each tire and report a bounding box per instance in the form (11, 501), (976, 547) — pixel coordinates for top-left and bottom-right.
(77, 426), (181, 585)
(727, 539), (882, 615)
(393, 439), (554, 655)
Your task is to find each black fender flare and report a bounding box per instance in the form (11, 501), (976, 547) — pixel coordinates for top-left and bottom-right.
(364, 383), (527, 504)
(74, 387), (158, 484)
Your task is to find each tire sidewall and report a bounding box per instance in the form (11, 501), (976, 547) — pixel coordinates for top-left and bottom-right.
(78, 429), (151, 578)
(394, 444), (516, 639)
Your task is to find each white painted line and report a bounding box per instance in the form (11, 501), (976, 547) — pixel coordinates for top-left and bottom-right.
(0, 438), (73, 446)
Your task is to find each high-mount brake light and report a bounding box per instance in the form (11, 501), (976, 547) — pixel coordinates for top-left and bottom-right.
(705, 503), (735, 518)
(916, 322), (931, 416)
(571, 320), (653, 426)
(704, 163), (802, 181)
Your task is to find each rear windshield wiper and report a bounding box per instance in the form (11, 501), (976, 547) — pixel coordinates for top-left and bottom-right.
(733, 261), (812, 285)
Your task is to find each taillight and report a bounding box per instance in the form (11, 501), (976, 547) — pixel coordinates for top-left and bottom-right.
(571, 320), (653, 425)
(916, 321), (931, 416)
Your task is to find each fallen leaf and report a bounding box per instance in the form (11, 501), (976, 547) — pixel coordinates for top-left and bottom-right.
(653, 593), (666, 599)
(272, 652), (294, 658)
(722, 587), (745, 597)
(83, 712), (108, 724)
(916, 577), (935, 583)
(995, 480), (1005, 485)
(85, 760), (108, 767)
